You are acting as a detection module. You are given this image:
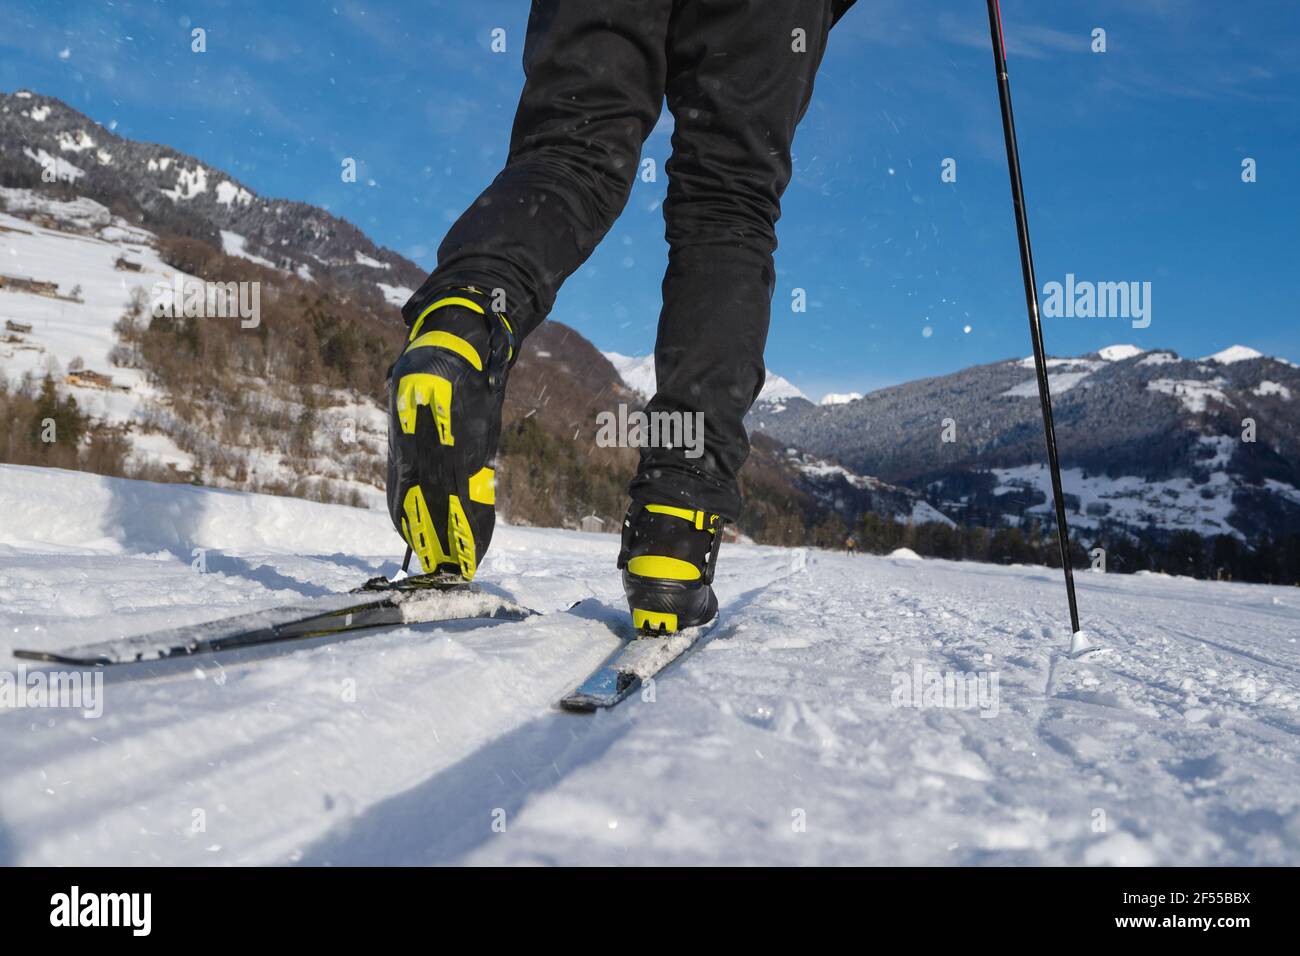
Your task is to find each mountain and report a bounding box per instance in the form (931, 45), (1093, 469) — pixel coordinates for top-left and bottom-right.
(748, 344), (1300, 546)
(0, 89), (425, 309)
(10, 88), (1293, 572)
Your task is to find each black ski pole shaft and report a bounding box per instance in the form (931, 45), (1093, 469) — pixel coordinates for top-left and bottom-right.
(986, 0), (1081, 634)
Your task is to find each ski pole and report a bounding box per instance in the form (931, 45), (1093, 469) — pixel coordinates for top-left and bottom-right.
(985, 0), (1082, 635)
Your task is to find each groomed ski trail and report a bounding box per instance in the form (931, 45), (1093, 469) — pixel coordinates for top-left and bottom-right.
(1, 465), (1298, 865)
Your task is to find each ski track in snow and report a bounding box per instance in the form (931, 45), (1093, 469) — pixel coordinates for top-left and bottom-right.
(0, 465), (1298, 865)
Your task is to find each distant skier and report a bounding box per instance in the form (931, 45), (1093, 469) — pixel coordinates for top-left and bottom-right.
(388, 0), (855, 633)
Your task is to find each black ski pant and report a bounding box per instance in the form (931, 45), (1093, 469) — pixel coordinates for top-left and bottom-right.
(403, 0), (852, 523)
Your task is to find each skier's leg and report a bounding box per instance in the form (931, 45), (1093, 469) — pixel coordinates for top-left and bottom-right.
(619, 0), (838, 630)
(401, 0), (672, 338)
(627, 0), (838, 522)
(389, 1), (671, 576)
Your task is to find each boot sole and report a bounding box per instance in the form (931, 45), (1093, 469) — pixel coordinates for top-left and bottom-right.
(624, 572), (718, 635)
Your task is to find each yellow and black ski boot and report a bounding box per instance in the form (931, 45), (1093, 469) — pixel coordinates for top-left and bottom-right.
(386, 287), (515, 579)
(618, 503), (724, 634)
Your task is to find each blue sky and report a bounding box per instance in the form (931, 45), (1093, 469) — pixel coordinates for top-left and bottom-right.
(2, 0), (1297, 399)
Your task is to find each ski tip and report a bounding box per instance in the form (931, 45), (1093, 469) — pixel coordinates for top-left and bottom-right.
(559, 695), (600, 713)
(12, 648), (103, 666)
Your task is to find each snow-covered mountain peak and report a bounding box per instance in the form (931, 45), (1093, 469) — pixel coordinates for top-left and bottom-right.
(1204, 344), (1265, 364)
(1097, 344), (1144, 361)
(602, 351), (657, 398)
(759, 371), (807, 403)
(602, 350), (807, 403)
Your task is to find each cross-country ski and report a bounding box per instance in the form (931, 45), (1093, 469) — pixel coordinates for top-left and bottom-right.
(13, 572), (534, 666)
(560, 617), (718, 711)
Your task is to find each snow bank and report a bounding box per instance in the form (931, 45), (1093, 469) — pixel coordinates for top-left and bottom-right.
(888, 546), (922, 560)
(0, 464), (392, 556)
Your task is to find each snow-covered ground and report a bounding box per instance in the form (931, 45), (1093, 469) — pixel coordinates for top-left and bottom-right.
(1, 463), (1298, 866)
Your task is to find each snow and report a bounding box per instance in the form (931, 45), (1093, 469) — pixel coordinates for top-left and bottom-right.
(1252, 381), (1292, 400)
(1204, 345), (1264, 365)
(0, 189), (386, 496)
(603, 350), (807, 403)
(798, 457), (868, 485)
(215, 180), (254, 207)
(820, 391), (862, 406)
(219, 230), (278, 270)
(1139, 351), (1180, 366)
(603, 350), (657, 397)
(991, 448), (1246, 540)
(760, 373), (807, 403)
(792, 454), (953, 526)
(0, 189), (187, 388)
(3, 464), (1297, 865)
(21, 147), (83, 182)
(911, 500), (956, 527)
(55, 129), (95, 153)
(1098, 344), (1144, 361)
(353, 250), (390, 269)
(376, 282), (413, 308)
(1016, 356), (1101, 371)
(1146, 377), (1230, 414)
(160, 164), (208, 201)
(1003, 371), (1092, 398)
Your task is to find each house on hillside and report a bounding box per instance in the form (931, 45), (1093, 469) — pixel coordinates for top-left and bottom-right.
(65, 369), (119, 390)
(0, 274), (61, 298)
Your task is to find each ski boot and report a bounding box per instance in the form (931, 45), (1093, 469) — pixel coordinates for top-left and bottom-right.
(618, 502), (724, 634)
(386, 287), (515, 579)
